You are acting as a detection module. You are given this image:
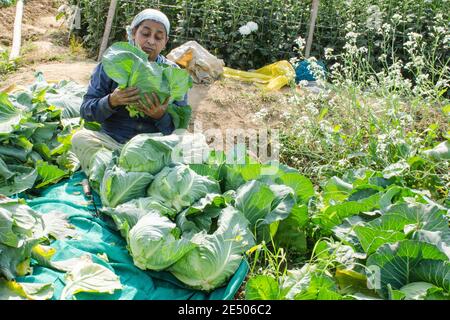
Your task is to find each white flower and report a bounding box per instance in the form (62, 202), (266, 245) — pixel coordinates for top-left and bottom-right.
(345, 21), (356, 31)
(367, 5), (380, 14)
(306, 103), (319, 116)
(324, 47), (334, 59)
(281, 111), (292, 120)
(345, 32), (359, 40)
(239, 21), (259, 36)
(412, 56), (425, 67)
(239, 25), (251, 36)
(366, 5), (383, 31)
(358, 46), (368, 54)
(330, 62), (341, 70)
(408, 32), (422, 41)
(343, 43), (358, 54)
(289, 57), (300, 66)
(294, 36), (306, 49)
(433, 26), (446, 34)
(299, 116), (311, 125)
(382, 23), (392, 32)
(253, 108), (269, 122)
(391, 14), (402, 23)
(378, 53), (387, 61)
(247, 21), (258, 32)
(299, 80), (309, 87)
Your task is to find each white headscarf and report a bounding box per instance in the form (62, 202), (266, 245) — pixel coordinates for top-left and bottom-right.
(126, 9), (170, 45)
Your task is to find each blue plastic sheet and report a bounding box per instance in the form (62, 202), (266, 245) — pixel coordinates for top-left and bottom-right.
(17, 172), (248, 300)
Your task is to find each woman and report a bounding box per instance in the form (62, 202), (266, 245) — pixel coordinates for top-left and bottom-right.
(72, 9), (188, 172)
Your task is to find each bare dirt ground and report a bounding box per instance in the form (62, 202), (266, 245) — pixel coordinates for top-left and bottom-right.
(0, 0), (58, 46)
(0, 1), (292, 133)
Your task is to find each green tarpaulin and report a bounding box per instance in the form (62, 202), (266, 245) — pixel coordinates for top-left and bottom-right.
(16, 172), (248, 300)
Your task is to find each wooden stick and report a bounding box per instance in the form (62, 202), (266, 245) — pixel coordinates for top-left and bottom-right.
(9, 0), (24, 60)
(305, 0), (320, 58)
(98, 0), (119, 61)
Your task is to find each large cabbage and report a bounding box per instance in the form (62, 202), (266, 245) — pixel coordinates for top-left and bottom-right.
(118, 133), (180, 174)
(102, 197), (176, 238)
(169, 206), (254, 291)
(118, 133), (210, 175)
(176, 192), (234, 235)
(100, 165), (154, 208)
(147, 164), (220, 212)
(128, 211), (196, 271)
(234, 180), (295, 241)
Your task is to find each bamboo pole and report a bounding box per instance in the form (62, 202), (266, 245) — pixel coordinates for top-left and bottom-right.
(305, 0), (320, 58)
(9, 0), (24, 60)
(98, 0), (119, 61)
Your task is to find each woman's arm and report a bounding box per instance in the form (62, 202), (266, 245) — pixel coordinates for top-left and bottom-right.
(80, 63), (118, 123)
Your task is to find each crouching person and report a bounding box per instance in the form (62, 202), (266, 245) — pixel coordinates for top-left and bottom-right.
(72, 8), (188, 173)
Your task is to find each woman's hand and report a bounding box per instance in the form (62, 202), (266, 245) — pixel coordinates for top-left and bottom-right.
(137, 93), (170, 120)
(108, 87), (141, 108)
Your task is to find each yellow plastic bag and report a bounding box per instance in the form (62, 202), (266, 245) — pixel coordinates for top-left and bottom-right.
(223, 60), (295, 91)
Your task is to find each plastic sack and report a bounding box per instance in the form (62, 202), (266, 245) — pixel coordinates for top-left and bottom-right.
(167, 41), (225, 84)
(223, 60), (295, 91)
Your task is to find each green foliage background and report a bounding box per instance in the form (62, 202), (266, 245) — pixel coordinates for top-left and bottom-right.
(0, 0), (16, 7)
(69, 0), (449, 71)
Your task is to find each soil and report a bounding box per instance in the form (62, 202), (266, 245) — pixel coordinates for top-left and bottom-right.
(0, 0), (59, 46)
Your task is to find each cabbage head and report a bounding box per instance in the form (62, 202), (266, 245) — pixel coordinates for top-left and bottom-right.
(147, 164), (220, 212)
(169, 206), (254, 291)
(128, 211), (196, 271)
(100, 165), (154, 208)
(102, 197), (176, 238)
(118, 133), (180, 174)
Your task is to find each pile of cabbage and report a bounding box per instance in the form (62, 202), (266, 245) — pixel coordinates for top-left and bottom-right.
(92, 132), (313, 291)
(0, 73), (86, 196)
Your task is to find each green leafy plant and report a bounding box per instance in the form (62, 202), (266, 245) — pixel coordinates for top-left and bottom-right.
(101, 42), (193, 127)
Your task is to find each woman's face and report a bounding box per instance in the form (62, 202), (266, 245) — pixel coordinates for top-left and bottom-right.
(133, 20), (168, 61)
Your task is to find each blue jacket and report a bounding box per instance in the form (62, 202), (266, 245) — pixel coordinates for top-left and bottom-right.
(80, 55), (188, 144)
